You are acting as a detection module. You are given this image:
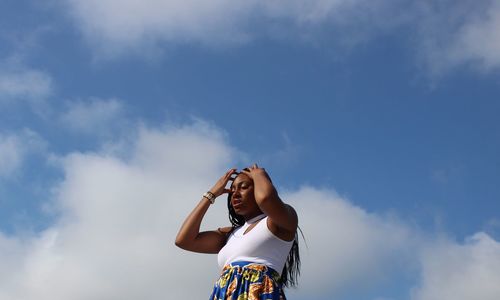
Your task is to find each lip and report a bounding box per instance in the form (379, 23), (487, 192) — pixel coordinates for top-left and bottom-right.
(232, 199), (243, 209)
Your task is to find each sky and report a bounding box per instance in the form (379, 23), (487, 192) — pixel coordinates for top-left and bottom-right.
(1, 0), (500, 299)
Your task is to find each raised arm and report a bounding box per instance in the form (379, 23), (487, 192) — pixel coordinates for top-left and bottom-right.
(241, 165), (298, 241)
(174, 168), (236, 253)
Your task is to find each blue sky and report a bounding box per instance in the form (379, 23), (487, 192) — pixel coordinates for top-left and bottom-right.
(1, 1), (500, 299)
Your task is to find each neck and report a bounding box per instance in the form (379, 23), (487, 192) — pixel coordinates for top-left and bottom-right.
(244, 211), (265, 223)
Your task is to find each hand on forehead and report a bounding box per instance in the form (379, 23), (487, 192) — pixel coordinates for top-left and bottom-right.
(232, 172), (251, 184)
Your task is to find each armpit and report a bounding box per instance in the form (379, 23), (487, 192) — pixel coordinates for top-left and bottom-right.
(217, 226), (233, 236)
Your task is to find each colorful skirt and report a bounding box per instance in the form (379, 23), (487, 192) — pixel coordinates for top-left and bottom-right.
(209, 261), (286, 300)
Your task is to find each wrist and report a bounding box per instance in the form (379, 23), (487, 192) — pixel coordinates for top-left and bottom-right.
(203, 191), (216, 204)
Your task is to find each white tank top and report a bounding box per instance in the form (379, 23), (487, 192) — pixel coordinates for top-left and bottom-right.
(217, 214), (294, 274)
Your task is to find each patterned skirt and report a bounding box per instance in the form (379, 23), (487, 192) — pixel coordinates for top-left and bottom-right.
(209, 261), (286, 300)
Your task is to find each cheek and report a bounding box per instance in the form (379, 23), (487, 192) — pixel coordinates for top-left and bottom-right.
(243, 189), (256, 201)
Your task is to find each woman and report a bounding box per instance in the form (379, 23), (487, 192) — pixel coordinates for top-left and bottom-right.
(175, 164), (300, 299)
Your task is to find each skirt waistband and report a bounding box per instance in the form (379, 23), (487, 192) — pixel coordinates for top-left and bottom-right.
(222, 261), (281, 282)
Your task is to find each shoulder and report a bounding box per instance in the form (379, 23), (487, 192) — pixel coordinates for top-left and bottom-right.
(285, 203), (298, 220)
(267, 205), (298, 242)
(277, 203), (298, 227)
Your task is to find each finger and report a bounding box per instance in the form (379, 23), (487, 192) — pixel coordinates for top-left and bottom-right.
(224, 173), (236, 183)
(225, 168), (237, 178)
(226, 174), (239, 185)
(241, 169), (251, 176)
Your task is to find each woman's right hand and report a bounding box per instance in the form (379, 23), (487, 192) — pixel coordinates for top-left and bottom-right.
(209, 168), (238, 197)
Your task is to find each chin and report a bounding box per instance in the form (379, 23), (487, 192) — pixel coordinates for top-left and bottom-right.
(233, 208), (246, 215)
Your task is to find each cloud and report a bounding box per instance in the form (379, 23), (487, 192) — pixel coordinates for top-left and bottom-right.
(63, 0), (405, 58)
(0, 121), (235, 299)
(415, 0), (500, 75)
(64, 0), (257, 57)
(0, 48), (54, 116)
(412, 232), (500, 300)
(285, 187), (421, 298)
(59, 98), (126, 134)
(449, 1), (500, 70)
(0, 120), (499, 299)
(0, 129), (47, 179)
(62, 0), (500, 75)
(0, 66), (53, 105)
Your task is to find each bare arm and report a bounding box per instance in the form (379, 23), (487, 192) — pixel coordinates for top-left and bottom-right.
(242, 165), (298, 240)
(174, 168), (236, 253)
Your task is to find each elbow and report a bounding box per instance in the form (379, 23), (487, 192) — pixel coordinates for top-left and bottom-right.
(175, 240), (188, 250)
(175, 235), (196, 250)
(174, 235), (186, 249)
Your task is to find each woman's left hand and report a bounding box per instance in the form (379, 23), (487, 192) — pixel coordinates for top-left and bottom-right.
(241, 163), (268, 179)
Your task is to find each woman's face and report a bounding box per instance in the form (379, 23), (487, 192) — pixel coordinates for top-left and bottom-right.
(230, 173), (260, 217)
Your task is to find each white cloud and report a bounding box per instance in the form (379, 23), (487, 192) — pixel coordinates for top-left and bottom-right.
(0, 135), (22, 177)
(449, 1), (500, 70)
(64, 0), (257, 57)
(0, 121), (235, 299)
(0, 233), (29, 300)
(415, 0), (500, 75)
(412, 232), (500, 300)
(0, 67), (53, 104)
(0, 129), (47, 179)
(285, 187), (421, 298)
(0, 121), (499, 299)
(59, 98), (125, 134)
(64, 0), (404, 58)
(63, 0), (500, 74)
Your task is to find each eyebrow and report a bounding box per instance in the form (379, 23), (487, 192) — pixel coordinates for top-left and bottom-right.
(231, 180), (252, 188)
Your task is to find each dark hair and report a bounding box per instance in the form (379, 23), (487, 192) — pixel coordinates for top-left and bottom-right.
(226, 191), (302, 288)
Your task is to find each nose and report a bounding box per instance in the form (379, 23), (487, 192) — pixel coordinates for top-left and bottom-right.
(232, 188), (241, 198)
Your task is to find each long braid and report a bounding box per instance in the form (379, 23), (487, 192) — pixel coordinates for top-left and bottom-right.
(227, 192), (245, 228)
(280, 227), (304, 287)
